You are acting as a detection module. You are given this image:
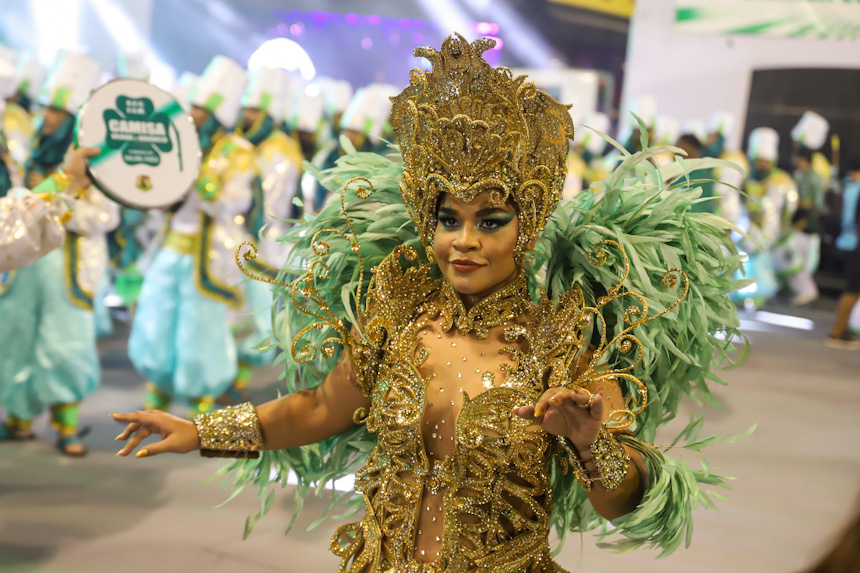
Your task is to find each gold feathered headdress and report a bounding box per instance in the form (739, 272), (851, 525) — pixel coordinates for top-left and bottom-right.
(390, 33), (575, 261)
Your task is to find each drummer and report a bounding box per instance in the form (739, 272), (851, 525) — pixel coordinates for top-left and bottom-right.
(0, 51), (120, 456)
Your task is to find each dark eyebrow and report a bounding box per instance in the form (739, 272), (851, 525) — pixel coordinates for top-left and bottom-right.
(438, 206), (513, 217)
(476, 207), (514, 217)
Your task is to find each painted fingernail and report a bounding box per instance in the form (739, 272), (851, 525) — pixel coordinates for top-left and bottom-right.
(116, 449), (124, 457)
(135, 449), (149, 458)
(534, 407), (544, 417)
(114, 434), (123, 441)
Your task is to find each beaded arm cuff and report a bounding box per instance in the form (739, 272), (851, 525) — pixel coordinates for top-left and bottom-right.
(558, 427), (630, 492)
(193, 402), (263, 459)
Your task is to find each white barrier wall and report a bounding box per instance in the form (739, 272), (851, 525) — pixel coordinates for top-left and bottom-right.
(622, 0), (860, 149)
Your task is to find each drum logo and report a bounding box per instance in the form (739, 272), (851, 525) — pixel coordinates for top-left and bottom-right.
(104, 96), (173, 167)
(136, 174), (153, 191)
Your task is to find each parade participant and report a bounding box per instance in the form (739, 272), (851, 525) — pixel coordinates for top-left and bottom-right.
(826, 155), (860, 349)
(0, 51), (119, 456)
(0, 56), (18, 196)
(127, 55), (255, 417)
(0, 49), (42, 185)
(789, 111), (830, 306)
(24, 51), (101, 190)
(98, 52), (155, 332)
(113, 35), (746, 571)
(741, 127), (797, 306)
(308, 84), (396, 214)
(222, 65), (303, 403)
(675, 133), (718, 214)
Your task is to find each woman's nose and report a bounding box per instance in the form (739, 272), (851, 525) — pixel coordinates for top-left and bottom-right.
(452, 225), (480, 251)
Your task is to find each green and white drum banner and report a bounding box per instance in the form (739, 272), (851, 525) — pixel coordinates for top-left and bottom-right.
(676, 0), (860, 40)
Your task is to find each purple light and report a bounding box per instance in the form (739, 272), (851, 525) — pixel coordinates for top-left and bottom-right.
(290, 22), (304, 36)
(311, 12), (325, 24)
(486, 35), (504, 50)
(277, 22), (288, 35)
(361, 37), (373, 50)
(368, 14), (381, 26)
(389, 31), (401, 44)
(474, 22), (499, 35)
(412, 32), (423, 44)
(400, 18), (412, 29)
(345, 12), (359, 25)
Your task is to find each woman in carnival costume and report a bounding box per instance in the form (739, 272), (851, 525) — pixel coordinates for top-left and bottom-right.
(113, 35), (747, 570)
(0, 51), (120, 456)
(127, 55), (256, 417)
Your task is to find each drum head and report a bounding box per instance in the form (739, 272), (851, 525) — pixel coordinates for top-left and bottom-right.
(75, 79), (201, 209)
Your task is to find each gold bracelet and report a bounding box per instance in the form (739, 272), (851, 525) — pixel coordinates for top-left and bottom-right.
(558, 427), (630, 492)
(193, 402), (263, 459)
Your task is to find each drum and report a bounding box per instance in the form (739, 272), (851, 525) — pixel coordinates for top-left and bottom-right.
(75, 79), (201, 209)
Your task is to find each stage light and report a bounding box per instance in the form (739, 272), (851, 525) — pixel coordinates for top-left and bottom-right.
(248, 38), (316, 81)
(474, 22), (499, 35)
(368, 14), (381, 26)
(361, 37), (373, 50)
(290, 23), (304, 37)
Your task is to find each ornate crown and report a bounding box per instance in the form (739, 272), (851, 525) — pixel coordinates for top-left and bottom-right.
(390, 33), (576, 261)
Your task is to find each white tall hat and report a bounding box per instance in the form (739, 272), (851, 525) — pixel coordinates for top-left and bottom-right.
(0, 56), (16, 101)
(117, 51), (149, 80)
(682, 119), (707, 143)
(748, 127), (780, 162)
(242, 66), (290, 123)
(340, 83), (395, 140)
(294, 89), (325, 133)
(791, 111), (829, 150)
(578, 111), (610, 156)
(317, 76), (353, 118)
(40, 49), (104, 114)
(170, 71), (198, 111)
(708, 111), (735, 138)
(16, 56), (46, 101)
(654, 115), (681, 145)
(190, 55), (248, 127)
(627, 94), (657, 128)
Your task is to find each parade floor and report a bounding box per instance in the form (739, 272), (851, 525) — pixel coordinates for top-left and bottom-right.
(1, 301), (859, 573)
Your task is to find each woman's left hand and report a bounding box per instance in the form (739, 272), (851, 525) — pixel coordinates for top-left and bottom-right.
(513, 387), (603, 451)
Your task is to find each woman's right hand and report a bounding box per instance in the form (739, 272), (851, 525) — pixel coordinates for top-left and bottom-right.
(111, 410), (201, 458)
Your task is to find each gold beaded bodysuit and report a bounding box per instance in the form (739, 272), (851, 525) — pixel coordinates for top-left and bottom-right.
(330, 249), (648, 573)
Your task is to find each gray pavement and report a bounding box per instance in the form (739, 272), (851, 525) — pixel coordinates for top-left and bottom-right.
(1, 301), (859, 573)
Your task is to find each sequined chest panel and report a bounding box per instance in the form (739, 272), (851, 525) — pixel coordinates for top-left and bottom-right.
(337, 312), (561, 573)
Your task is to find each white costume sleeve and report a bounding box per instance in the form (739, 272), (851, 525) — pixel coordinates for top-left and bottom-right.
(0, 189), (71, 272)
(64, 186), (121, 236)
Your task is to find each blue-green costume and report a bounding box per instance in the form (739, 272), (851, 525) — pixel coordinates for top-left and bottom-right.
(128, 119), (256, 411)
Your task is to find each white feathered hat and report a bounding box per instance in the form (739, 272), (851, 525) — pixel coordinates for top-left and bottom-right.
(242, 66), (290, 123)
(190, 55), (247, 127)
(40, 49), (104, 114)
(748, 127), (780, 162)
(791, 111), (829, 151)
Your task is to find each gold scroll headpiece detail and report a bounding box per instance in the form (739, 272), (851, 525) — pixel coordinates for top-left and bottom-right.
(390, 33), (575, 261)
